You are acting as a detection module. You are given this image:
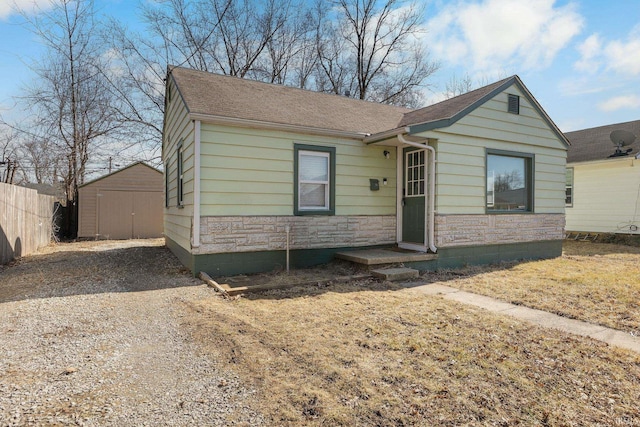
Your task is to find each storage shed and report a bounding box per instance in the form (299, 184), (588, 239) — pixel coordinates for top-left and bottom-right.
(78, 162), (163, 239)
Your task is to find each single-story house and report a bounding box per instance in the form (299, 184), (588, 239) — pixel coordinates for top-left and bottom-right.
(78, 162), (164, 239)
(564, 120), (640, 235)
(163, 66), (568, 276)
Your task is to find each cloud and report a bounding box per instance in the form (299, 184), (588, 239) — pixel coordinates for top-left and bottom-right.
(426, 0), (584, 74)
(0, 0), (54, 20)
(574, 34), (602, 73)
(598, 95), (640, 112)
(574, 25), (640, 76)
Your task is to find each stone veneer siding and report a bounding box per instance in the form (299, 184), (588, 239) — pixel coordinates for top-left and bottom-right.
(435, 213), (565, 247)
(196, 215), (396, 254)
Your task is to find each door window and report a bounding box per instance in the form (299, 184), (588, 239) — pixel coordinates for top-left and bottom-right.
(405, 150), (425, 197)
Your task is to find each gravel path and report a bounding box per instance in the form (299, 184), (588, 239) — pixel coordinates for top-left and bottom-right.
(0, 239), (263, 426)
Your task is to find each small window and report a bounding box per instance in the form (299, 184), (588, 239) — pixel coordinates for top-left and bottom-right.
(486, 150), (533, 212)
(565, 167), (573, 207)
(176, 141), (184, 207)
(508, 94), (520, 114)
(294, 144), (335, 215)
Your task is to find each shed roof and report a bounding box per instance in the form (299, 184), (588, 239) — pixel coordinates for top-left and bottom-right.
(565, 120), (640, 163)
(79, 161), (161, 188)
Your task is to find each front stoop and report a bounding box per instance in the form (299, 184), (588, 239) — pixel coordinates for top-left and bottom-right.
(335, 248), (437, 265)
(371, 267), (419, 281)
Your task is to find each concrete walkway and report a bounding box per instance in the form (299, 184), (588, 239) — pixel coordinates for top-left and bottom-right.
(406, 283), (640, 354)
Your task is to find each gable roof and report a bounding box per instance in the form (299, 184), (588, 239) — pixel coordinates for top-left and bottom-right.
(395, 75), (568, 147)
(168, 66), (567, 146)
(168, 66), (410, 135)
(398, 77), (513, 129)
(565, 120), (640, 163)
(79, 161), (161, 188)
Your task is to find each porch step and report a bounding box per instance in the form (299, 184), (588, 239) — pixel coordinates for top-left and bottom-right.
(371, 267), (420, 281)
(335, 248), (437, 265)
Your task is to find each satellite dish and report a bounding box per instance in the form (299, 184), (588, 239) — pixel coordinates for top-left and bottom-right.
(610, 130), (636, 147)
(609, 130), (636, 158)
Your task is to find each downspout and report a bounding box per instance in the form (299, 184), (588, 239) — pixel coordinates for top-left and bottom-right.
(193, 120), (201, 248)
(397, 133), (437, 253)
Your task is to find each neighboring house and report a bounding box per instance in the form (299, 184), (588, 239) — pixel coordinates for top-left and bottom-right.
(163, 66), (568, 276)
(78, 162), (164, 239)
(564, 120), (640, 235)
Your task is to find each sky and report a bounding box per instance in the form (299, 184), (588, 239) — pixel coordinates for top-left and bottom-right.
(0, 0), (639, 133)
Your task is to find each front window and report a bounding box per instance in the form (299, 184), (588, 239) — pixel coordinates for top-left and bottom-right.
(486, 151), (533, 212)
(294, 144), (335, 215)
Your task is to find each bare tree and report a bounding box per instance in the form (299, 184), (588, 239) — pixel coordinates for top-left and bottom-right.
(5, 0), (123, 236)
(494, 170), (524, 192)
(444, 73), (474, 99)
(315, 0), (439, 106)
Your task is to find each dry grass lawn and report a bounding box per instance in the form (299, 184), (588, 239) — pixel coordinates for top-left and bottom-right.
(435, 241), (640, 335)
(182, 257), (640, 425)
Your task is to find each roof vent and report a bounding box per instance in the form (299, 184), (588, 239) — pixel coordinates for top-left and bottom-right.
(344, 90), (350, 97)
(507, 94), (519, 114)
(608, 130), (636, 158)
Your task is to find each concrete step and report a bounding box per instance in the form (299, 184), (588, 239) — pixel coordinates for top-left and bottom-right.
(335, 248), (437, 265)
(371, 267), (420, 281)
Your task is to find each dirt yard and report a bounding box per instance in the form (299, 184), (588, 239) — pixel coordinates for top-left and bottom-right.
(1, 239), (640, 426)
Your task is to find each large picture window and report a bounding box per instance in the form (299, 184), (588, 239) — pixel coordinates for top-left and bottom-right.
(486, 150), (533, 212)
(294, 144), (335, 215)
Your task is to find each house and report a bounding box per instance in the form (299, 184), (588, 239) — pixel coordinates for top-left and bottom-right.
(163, 66), (568, 276)
(78, 162), (164, 239)
(564, 120), (640, 235)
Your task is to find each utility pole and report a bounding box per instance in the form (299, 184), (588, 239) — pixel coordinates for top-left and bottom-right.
(1, 159), (17, 184)
(108, 156), (112, 174)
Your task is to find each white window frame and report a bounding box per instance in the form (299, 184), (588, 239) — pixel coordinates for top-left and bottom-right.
(566, 167), (574, 207)
(298, 150), (330, 211)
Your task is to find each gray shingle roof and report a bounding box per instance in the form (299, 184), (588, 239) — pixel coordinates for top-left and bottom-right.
(168, 67), (564, 145)
(565, 120), (640, 163)
(168, 66), (410, 135)
(398, 76), (513, 128)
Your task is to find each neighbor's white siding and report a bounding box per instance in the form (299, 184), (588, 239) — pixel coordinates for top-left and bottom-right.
(198, 124), (397, 216)
(163, 77), (195, 251)
(416, 87), (567, 215)
(566, 158), (640, 234)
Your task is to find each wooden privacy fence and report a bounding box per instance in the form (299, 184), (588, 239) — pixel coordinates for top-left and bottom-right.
(0, 182), (55, 264)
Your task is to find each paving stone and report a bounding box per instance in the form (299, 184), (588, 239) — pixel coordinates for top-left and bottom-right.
(371, 267), (419, 281)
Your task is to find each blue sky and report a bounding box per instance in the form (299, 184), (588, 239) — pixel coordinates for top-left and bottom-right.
(0, 0), (639, 132)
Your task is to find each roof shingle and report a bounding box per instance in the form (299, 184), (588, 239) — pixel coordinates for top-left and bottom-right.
(565, 120), (640, 163)
(169, 66), (410, 135)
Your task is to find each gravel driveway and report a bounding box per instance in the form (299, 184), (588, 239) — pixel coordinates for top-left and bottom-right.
(0, 239), (263, 426)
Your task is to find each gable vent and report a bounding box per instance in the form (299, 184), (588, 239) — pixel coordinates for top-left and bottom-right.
(508, 94), (520, 114)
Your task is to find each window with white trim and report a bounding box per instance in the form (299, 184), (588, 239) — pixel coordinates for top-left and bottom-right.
(565, 167), (573, 207)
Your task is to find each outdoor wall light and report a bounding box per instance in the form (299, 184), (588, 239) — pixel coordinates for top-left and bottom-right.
(383, 150), (390, 159)
(383, 178), (388, 185)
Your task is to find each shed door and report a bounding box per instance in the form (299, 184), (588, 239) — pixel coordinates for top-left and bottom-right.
(98, 191), (163, 239)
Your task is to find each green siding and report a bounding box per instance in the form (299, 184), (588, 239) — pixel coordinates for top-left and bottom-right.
(199, 124), (396, 217)
(414, 87), (567, 215)
(162, 77), (195, 252)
